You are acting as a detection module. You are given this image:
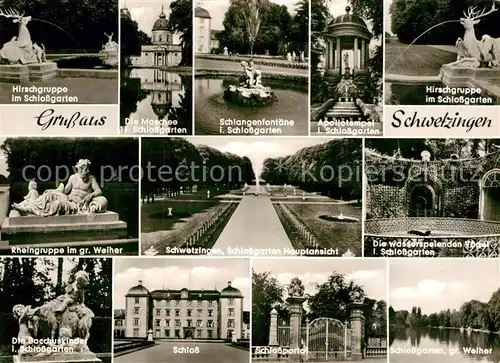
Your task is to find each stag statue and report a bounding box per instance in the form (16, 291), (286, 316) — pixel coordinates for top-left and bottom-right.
(0, 5), (45, 64)
(451, 2), (499, 68)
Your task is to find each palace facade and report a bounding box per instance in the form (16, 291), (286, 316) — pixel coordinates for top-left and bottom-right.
(120, 280), (248, 340)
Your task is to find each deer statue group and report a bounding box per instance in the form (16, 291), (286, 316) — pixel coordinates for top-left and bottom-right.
(453, 1), (500, 68)
(0, 6), (46, 64)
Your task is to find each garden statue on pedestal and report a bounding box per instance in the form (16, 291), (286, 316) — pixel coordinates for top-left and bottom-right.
(223, 59), (277, 106)
(0, 7), (46, 65)
(12, 270), (101, 363)
(287, 277), (305, 298)
(99, 32), (119, 67)
(10, 159), (108, 217)
(447, 2), (499, 68)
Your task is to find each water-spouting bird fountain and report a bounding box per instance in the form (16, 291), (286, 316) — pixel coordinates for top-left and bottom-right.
(0, 5), (57, 82)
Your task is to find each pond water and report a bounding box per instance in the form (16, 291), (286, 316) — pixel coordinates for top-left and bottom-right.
(195, 77), (308, 135)
(56, 56), (106, 69)
(390, 327), (500, 362)
(120, 68), (192, 135)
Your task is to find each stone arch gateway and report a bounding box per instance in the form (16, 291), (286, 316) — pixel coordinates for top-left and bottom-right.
(480, 169), (500, 221)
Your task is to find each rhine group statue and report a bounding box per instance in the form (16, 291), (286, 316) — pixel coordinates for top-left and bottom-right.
(10, 159), (108, 217)
(13, 270), (99, 362)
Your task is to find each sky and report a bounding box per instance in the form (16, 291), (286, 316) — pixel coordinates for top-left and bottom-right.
(385, 0), (393, 35)
(196, 0), (302, 31)
(191, 137), (333, 177)
(252, 258), (387, 303)
(390, 259), (500, 315)
(123, 0), (181, 43)
(114, 258), (251, 310)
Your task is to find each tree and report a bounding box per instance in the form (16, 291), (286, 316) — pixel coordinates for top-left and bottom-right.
(243, 0), (262, 55)
(307, 271), (365, 323)
(168, 0), (192, 66)
(120, 10), (151, 63)
(252, 270), (284, 346)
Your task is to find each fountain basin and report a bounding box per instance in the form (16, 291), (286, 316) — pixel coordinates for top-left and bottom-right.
(223, 85), (277, 106)
(319, 214), (360, 223)
(365, 217), (500, 257)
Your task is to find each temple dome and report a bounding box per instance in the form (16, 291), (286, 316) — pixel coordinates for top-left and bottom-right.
(195, 6), (211, 19)
(153, 10), (169, 31)
(328, 6), (371, 40)
(220, 281), (243, 298)
(126, 281), (150, 296)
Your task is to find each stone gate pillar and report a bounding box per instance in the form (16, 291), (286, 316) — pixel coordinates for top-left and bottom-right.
(269, 308), (279, 359)
(287, 296), (306, 362)
(348, 298), (366, 361)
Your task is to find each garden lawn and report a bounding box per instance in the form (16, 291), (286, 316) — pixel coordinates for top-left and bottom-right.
(385, 39), (457, 76)
(285, 202), (362, 255)
(141, 199), (220, 233)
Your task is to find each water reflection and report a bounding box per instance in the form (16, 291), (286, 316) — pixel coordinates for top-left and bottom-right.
(390, 327), (500, 362)
(120, 68), (192, 135)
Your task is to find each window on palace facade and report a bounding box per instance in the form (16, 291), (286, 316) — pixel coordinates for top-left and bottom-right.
(165, 320), (170, 327)
(208, 301), (213, 307)
(133, 307), (139, 314)
(175, 310), (180, 317)
(115, 320), (123, 326)
(187, 300), (192, 306)
(228, 319), (235, 328)
(229, 299), (235, 305)
(187, 320), (192, 327)
(134, 298), (139, 304)
(156, 309), (161, 316)
(196, 320), (202, 327)
(166, 310), (170, 316)
(207, 320), (213, 328)
(175, 300), (180, 306)
(208, 309), (213, 317)
(133, 318), (139, 326)
(197, 309), (202, 317)
(228, 308), (235, 316)
(175, 320), (181, 327)
(197, 330), (202, 338)
(155, 320), (160, 327)
(208, 330), (212, 338)
(165, 329), (170, 337)
(133, 328), (139, 337)
(187, 309), (192, 316)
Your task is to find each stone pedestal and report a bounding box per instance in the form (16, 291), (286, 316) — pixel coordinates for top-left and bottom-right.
(0, 64), (29, 83)
(14, 352), (101, 363)
(2, 211), (127, 233)
(27, 62), (58, 81)
(348, 301), (366, 361)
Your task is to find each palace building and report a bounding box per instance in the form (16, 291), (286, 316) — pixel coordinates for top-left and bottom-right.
(131, 6), (182, 67)
(195, 6), (212, 53)
(122, 280), (247, 340)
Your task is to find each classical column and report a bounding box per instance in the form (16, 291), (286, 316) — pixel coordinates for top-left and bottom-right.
(365, 42), (370, 66)
(361, 39), (366, 68)
(354, 37), (359, 69)
(336, 38), (341, 69)
(348, 299), (366, 361)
